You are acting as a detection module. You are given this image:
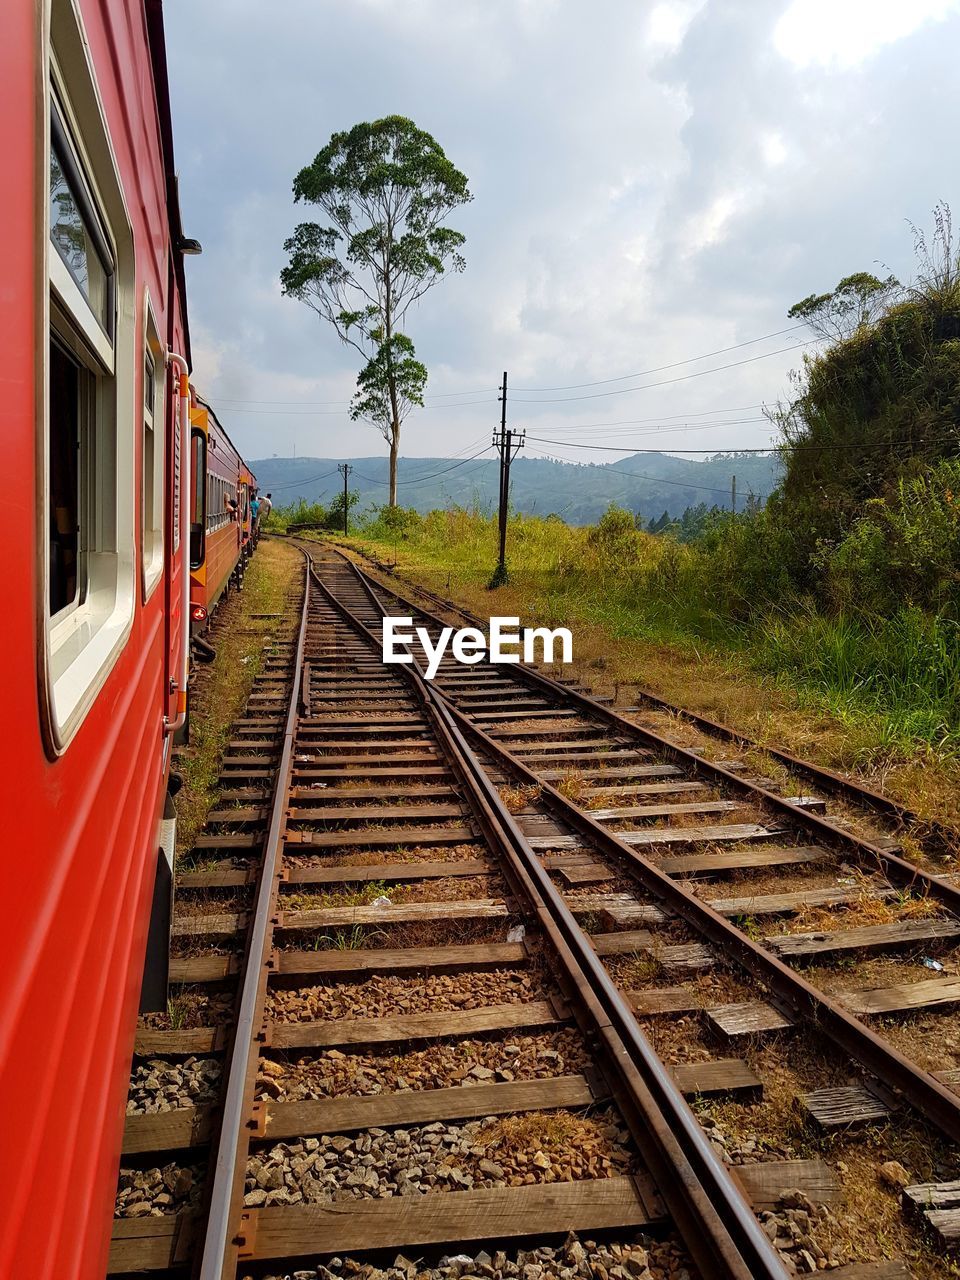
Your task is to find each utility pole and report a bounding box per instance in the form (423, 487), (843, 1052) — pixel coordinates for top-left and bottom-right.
(490, 372), (524, 587)
(731, 474), (737, 515)
(338, 463), (352, 535)
(497, 372), (508, 572)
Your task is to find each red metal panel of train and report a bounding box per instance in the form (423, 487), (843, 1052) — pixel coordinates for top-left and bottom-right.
(0, 2), (250, 1275)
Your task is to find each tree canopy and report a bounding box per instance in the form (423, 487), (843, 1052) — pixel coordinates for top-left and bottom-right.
(788, 271), (900, 341)
(280, 116), (471, 504)
(770, 208), (960, 599)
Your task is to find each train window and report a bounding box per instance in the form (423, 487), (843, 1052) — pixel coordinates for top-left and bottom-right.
(48, 337), (84, 614)
(42, 25), (135, 753)
(142, 302), (165, 597)
(49, 112), (113, 344)
(190, 430), (207, 568)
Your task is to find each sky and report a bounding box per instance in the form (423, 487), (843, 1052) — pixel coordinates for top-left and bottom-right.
(164, 0), (960, 467)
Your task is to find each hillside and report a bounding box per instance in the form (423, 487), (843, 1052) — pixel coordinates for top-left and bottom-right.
(251, 450), (781, 524)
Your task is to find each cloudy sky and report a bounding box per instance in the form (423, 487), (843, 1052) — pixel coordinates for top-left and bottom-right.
(165, 0), (960, 467)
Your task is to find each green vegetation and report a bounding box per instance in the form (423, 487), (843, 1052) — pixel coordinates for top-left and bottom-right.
(272, 208), (960, 763)
(353, 494), (959, 754)
(266, 488), (359, 534)
(280, 115), (471, 504)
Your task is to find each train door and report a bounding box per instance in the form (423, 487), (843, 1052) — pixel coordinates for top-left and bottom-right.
(161, 361), (182, 733)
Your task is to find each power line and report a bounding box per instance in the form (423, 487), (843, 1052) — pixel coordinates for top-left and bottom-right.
(400, 446), (495, 486)
(266, 467), (341, 490)
(607, 467), (734, 496)
(509, 342), (816, 404)
(210, 327), (808, 408)
(510, 326), (808, 392)
(526, 435), (778, 456)
(193, 324), (817, 415)
(523, 445), (743, 497)
(527, 433), (960, 456)
(214, 397), (496, 416)
(346, 446), (495, 491)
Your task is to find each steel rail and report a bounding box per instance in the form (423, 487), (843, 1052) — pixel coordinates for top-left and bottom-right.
(324, 547), (960, 1143)
(623, 687), (959, 857)
(198, 560), (311, 1280)
(307, 554), (788, 1280)
(340, 544), (960, 861)
(442, 701), (960, 1144)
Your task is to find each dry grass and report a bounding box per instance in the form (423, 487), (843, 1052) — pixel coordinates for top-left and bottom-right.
(700, 1033), (960, 1279)
(175, 539), (301, 856)
(498, 783), (542, 813)
(787, 888), (941, 934)
(475, 1110), (598, 1153)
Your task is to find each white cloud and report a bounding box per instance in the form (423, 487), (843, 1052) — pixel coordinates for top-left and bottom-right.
(646, 1), (705, 51)
(774, 0), (960, 68)
(760, 131), (788, 167)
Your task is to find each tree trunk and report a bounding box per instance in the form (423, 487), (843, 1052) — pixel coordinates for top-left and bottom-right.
(389, 426), (399, 507)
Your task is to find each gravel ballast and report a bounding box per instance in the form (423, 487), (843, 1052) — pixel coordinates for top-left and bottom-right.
(256, 1031), (590, 1101)
(251, 1234), (670, 1280)
(115, 1163), (202, 1218)
(242, 1109), (633, 1207)
(268, 970), (543, 1023)
(126, 1056), (222, 1114)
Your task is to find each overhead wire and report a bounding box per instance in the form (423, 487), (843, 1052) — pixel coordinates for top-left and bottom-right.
(263, 467), (341, 490)
(508, 341), (817, 404)
(526, 433), (959, 456)
(510, 326), (808, 392)
(523, 444), (737, 496)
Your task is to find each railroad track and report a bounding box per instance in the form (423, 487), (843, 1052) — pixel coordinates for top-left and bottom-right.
(329, 542), (960, 1029)
(301, 544), (960, 1263)
(349, 546), (960, 865)
(108, 543), (959, 1279)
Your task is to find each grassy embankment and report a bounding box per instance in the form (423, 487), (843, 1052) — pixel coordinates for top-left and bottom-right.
(340, 507), (960, 826)
(174, 538), (301, 859)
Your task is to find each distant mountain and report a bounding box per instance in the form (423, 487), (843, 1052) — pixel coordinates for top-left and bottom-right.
(250, 450), (781, 525)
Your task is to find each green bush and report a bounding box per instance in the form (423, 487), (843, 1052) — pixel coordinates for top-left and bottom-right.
(816, 461), (960, 614)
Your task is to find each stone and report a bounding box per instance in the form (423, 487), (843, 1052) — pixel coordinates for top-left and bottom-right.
(878, 1160), (911, 1189)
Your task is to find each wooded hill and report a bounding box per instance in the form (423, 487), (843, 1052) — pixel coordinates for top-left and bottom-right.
(250, 449), (780, 525)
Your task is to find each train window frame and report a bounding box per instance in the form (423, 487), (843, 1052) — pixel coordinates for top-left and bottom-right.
(190, 429), (207, 569)
(142, 294), (165, 598)
(40, 14), (136, 754)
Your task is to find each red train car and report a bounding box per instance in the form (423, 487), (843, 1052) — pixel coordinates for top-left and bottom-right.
(189, 394), (258, 629)
(0, 2), (241, 1275)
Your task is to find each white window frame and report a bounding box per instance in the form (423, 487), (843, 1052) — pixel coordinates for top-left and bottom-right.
(142, 292), (165, 598)
(39, 3), (136, 754)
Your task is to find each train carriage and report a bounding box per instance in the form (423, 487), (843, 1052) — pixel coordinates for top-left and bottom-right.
(189, 394), (257, 629)
(0, 2), (256, 1275)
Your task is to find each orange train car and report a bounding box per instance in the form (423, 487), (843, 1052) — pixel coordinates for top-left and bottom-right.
(188, 393), (257, 630)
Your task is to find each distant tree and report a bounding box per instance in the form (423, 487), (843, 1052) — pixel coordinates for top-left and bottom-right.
(280, 116), (471, 505)
(326, 486), (360, 532)
(788, 271), (900, 342)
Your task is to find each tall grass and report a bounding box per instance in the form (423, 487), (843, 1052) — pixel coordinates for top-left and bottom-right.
(756, 607), (960, 749)
(357, 505), (960, 754)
